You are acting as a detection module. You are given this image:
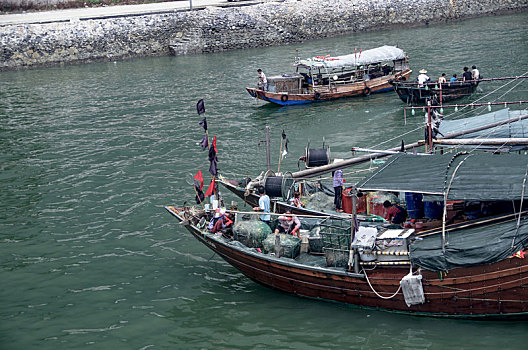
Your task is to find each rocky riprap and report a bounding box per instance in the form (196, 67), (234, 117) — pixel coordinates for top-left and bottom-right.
(1, 0), (526, 70)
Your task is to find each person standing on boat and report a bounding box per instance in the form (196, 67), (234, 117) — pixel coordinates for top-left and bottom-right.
(417, 69), (430, 87)
(257, 69), (268, 91)
(450, 74), (458, 82)
(254, 186), (271, 226)
(462, 67), (473, 82)
(275, 210), (301, 237)
(471, 65), (480, 80)
(438, 73), (447, 84)
(383, 201), (407, 225)
(333, 166), (344, 213)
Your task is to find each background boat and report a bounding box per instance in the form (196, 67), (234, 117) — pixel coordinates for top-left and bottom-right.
(247, 45), (412, 106)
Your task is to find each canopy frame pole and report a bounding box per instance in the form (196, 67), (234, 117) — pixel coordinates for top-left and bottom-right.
(512, 163), (528, 248)
(442, 154), (472, 252)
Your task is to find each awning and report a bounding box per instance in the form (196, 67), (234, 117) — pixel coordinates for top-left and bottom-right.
(357, 152), (528, 201)
(439, 109), (528, 140)
(295, 45), (406, 70)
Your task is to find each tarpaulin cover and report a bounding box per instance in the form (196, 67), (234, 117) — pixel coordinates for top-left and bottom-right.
(410, 216), (528, 271)
(438, 109), (528, 151)
(296, 46), (406, 70)
(357, 153), (528, 201)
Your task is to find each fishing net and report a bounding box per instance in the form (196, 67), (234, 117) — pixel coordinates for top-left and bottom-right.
(304, 191), (334, 212)
(232, 220), (272, 248)
(262, 233), (301, 259)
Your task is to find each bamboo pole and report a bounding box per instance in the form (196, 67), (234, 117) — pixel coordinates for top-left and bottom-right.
(292, 114), (528, 179)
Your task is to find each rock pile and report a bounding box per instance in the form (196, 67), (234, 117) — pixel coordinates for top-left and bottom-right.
(1, 0), (526, 70)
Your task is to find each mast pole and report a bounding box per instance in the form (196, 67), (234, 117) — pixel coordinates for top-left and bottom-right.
(266, 126), (271, 172)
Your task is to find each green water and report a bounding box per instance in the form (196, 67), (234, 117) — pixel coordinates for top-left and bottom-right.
(1, 12), (527, 349)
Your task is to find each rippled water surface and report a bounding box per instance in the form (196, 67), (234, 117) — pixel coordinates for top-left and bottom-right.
(1, 12), (528, 349)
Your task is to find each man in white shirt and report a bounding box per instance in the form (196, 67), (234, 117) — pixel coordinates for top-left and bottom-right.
(257, 69), (268, 91)
(417, 69), (430, 86)
(471, 65), (480, 80)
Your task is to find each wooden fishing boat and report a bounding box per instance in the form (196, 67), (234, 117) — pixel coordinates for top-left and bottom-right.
(247, 45), (412, 106)
(166, 152), (528, 318)
(390, 79), (479, 105)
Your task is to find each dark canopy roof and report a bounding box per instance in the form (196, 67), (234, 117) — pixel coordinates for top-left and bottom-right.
(357, 152), (528, 201)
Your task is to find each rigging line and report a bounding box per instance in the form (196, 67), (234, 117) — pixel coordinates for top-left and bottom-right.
(370, 125), (423, 149)
(367, 72), (528, 152)
(447, 71), (528, 121)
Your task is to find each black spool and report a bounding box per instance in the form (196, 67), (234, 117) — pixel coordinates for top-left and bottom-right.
(264, 176), (284, 198)
(306, 148), (330, 167)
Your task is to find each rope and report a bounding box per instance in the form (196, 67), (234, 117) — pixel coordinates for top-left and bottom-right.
(362, 267), (404, 300)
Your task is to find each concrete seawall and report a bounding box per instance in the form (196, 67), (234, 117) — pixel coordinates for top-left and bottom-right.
(1, 0), (527, 70)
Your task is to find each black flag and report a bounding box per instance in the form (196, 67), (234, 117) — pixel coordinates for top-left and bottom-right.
(208, 136), (218, 176)
(199, 117), (207, 131)
(199, 134), (209, 151)
(197, 99), (205, 115)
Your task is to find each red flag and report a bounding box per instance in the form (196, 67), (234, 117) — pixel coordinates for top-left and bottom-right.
(193, 170), (203, 190)
(205, 177), (216, 197)
(212, 136), (217, 153)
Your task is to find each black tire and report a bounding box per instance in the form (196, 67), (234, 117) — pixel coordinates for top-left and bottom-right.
(281, 94), (288, 102)
(314, 92), (321, 100)
(362, 87), (371, 96)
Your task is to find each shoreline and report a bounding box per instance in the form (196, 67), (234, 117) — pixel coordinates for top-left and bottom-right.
(1, 0), (527, 71)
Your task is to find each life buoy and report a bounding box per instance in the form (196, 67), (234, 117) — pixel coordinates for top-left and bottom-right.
(362, 87), (371, 96)
(314, 92), (321, 100)
(281, 94), (289, 103)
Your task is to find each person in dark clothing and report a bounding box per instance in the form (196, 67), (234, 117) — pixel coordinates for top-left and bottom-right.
(383, 200), (407, 225)
(462, 67), (473, 82)
(333, 168), (344, 212)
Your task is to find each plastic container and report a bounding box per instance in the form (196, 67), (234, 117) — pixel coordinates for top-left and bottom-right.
(424, 201), (443, 219)
(342, 188), (353, 214)
(405, 193), (424, 219)
(341, 188), (367, 214)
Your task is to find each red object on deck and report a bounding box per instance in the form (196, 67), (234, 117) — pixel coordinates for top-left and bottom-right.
(342, 188), (368, 214)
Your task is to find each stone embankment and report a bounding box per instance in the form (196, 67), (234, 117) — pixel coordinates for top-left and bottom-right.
(1, 0), (527, 70)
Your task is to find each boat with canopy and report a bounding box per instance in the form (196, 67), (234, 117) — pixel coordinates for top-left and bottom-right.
(166, 151), (528, 318)
(247, 45), (412, 106)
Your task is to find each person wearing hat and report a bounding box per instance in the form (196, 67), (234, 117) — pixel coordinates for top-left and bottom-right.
(275, 210), (301, 237)
(417, 69), (430, 87)
(210, 208), (233, 234)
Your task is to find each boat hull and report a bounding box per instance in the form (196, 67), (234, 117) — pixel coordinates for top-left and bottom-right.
(247, 70), (412, 106)
(167, 206), (528, 319)
(392, 80), (478, 104)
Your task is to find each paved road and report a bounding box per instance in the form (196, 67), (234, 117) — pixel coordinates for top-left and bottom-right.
(0, 0), (262, 26)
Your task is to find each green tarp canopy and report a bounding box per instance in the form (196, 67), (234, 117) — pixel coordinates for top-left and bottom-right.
(410, 216), (528, 271)
(357, 153), (528, 201)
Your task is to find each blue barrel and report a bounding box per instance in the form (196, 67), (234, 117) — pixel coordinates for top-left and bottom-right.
(424, 201), (443, 219)
(405, 193), (424, 219)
